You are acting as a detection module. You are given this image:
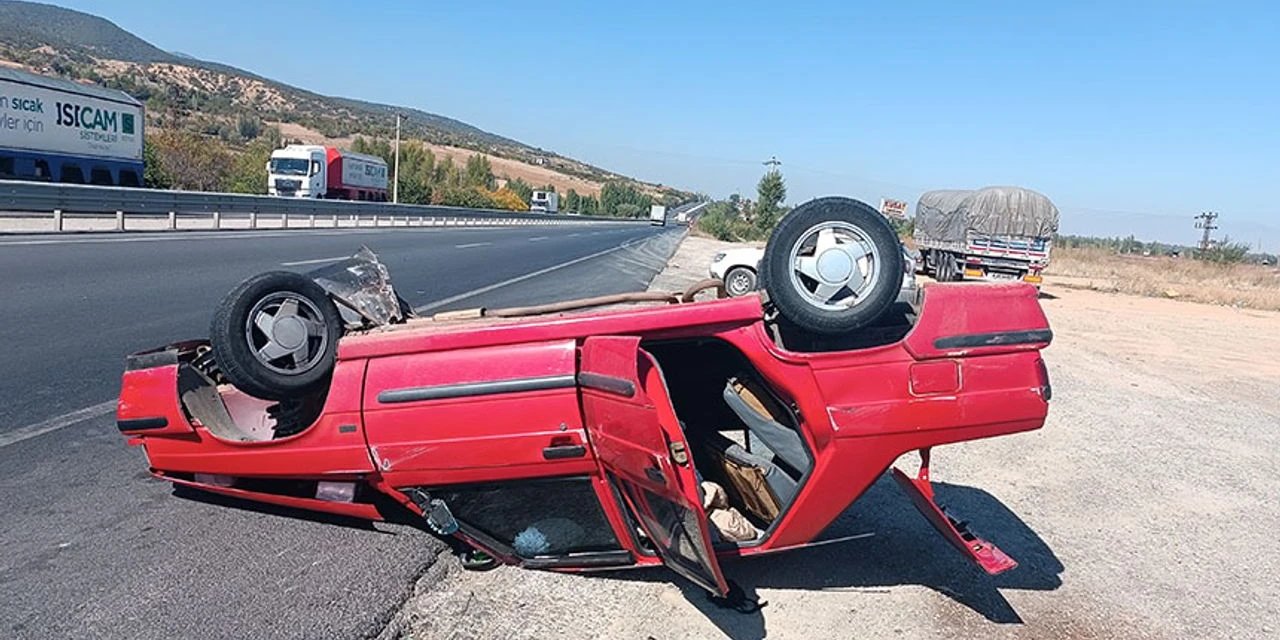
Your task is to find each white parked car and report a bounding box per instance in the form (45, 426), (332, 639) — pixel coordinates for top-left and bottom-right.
(711, 244), (919, 303)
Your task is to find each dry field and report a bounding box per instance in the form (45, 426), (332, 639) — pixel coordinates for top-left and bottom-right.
(1046, 246), (1280, 311)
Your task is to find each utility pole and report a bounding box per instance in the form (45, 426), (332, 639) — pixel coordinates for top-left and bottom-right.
(1193, 211), (1218, 252)
(763, 155), (782, 173)
(393, 113), (401, 204)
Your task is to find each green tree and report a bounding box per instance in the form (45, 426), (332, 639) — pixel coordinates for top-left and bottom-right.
(225, 139), (275, 194)
(142, 140), (172, 189)
(148, 130), (231, 191)
(506, 177), (533, 204)
(616, 202), (644, 218)
(236, 116), (263, 141)
(754, 169), (787, 233)
(1200, 237), (1251, 264)
(464, 154), (495, 189)
(564, 188), (581, 212)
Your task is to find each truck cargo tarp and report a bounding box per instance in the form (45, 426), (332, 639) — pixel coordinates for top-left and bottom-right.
(914, 186), (1060, 243)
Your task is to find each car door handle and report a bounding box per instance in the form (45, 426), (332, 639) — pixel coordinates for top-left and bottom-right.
(542, 444), (587, 460)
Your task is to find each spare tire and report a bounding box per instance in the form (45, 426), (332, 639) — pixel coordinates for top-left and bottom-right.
(759, 197), (903, 335)
(210, 271), (343, 401)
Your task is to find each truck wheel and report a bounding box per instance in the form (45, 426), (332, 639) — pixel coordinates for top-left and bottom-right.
(210, 271), (343, 401)
(937, 252), (963, 282)
(759, 197), (903, 335)
(934, 252), (952, 281)
(724, 267), (758, 297)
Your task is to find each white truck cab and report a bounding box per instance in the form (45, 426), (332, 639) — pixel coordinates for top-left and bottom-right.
(530, 190), (559, 213)
(268, 145), (327, 198)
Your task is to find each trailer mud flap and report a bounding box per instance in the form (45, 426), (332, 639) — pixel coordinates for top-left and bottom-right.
(891, 449), (1017, 576)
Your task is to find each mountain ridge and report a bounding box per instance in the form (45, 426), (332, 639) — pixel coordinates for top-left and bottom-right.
(0, 0), (669, 195)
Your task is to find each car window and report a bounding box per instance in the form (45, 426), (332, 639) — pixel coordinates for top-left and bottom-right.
(434, 476), (621, 558)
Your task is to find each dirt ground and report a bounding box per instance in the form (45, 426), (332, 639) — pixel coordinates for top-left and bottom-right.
(385, 235), (1280, 640)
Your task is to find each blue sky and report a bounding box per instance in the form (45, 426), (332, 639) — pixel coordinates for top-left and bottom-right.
(58, 1), (1280, 248)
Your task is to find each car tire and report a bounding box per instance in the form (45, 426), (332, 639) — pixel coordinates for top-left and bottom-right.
(723, 266), (758, 297)
(759, 197), (903, 335)
(210, 271), (343, 401)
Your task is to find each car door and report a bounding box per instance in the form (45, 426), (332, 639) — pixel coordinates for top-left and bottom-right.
(579, 335), (729, 596)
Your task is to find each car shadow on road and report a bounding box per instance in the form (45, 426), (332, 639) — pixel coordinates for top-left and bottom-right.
(171, 484), (396, 533)
(600, 474), (1063, 640)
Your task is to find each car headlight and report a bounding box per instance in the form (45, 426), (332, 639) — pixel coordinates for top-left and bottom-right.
(712, 252), (726, 262)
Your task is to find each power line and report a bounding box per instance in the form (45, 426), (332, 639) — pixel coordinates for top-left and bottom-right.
(1193, 211), (1219, 251)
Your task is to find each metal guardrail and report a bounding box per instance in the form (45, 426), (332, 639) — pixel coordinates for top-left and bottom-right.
(0, 180), (638, 232)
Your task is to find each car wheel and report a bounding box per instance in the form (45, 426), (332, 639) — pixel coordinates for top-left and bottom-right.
(210, 271), (343, 401)
(723, 266), (758, 297)
(759, 197), (903, 335)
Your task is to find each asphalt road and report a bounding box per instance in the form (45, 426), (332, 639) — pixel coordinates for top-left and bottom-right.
(0, 220), (683, 639)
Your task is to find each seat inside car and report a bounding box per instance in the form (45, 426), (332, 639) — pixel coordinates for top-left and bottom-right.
(722, 377), (810, 478)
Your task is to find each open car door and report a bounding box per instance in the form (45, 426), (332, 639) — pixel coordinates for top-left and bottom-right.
(579, 336), (729, 596)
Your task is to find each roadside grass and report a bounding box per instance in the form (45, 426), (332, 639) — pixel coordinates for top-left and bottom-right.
(1046, 246), (1280, 310)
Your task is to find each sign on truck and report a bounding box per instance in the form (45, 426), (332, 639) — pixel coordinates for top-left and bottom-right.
(0, 67), (144, 186)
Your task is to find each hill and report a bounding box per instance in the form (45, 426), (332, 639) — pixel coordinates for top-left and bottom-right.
(0, 1), (681, 201)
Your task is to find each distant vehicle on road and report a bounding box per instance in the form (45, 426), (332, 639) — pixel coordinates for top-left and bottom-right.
(0, 67), (144, 187)
(711, 244), (919, 303)
(530, 190), (559, 213)
(649, 204), (667, 226)
(914, 186), (1059, 285)
(267, 145), (388, 200)
(676, 211), (689, 225)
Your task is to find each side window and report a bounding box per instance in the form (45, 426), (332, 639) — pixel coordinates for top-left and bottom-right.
(90, 166), (114, 185)
(311, 160), (322, 176)
(0, 155), (14, 178)
(34, 159), (50, 179)
(434, 477), (621, 559)
(119, 170), (141, 187)
(61, 164), (85, 184)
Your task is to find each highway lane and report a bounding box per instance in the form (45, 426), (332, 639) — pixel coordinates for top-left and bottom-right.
(0, 222), (681, 640)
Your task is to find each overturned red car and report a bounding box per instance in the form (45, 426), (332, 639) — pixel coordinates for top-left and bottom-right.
(116, 197), (1052, 598)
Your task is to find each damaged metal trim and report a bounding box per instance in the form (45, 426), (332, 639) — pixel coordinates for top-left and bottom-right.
(117, 416), (169, 432)
(577, 372), (636, 398)
(933, 329), (1053, 350)
(377, 374), (577, 404)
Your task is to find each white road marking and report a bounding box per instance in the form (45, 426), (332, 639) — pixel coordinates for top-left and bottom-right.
(415, 238), (641, 313)
(280, 256), (348, 266)
(528, 236), (548, 242)
(454, 242), (492, 249)
(0, 400), (116, 448)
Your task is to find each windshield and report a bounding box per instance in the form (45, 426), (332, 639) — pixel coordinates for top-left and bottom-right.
(270, 158), (311, 176)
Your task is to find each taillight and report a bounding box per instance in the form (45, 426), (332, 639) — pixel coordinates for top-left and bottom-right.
(1035, 358), (1052, 401)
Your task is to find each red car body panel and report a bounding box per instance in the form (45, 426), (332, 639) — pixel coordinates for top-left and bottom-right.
(117, 282), (1052, 591)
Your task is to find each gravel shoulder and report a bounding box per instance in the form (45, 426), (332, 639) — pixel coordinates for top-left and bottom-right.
(387, 234), (1280, 640)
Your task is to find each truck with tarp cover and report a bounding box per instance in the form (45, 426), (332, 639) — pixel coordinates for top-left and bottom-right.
(913, 186), (1059, 285)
